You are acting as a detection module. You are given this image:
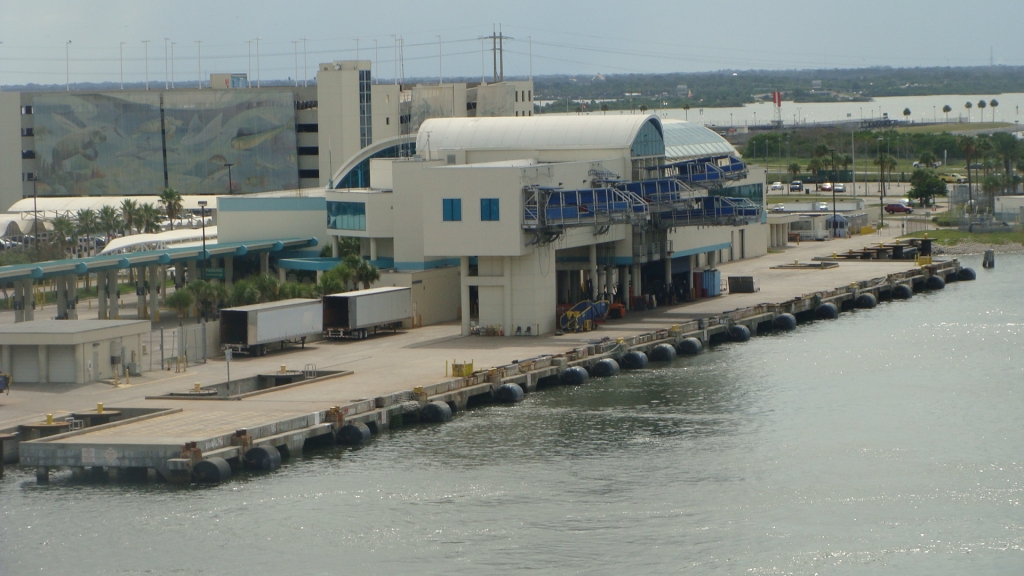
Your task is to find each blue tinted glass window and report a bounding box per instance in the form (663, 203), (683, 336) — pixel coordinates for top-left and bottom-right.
(443, 198), (462, 221)
(480, 198), (499, 221)
(327, 201), (366, 230)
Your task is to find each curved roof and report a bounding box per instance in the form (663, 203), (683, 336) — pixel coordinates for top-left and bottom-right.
(330, 134), (416, 189)
(100, 226), (217, 255)
(661, 120), (737, 160)
(416, 114), (664, 156)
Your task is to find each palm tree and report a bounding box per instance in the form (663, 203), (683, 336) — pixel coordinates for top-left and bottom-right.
(639, 105), (648, 114)
(942, 104), (952, 122)
(683, 103), (690, 120)
(354, 261), (380, 289)
(98, 205), (121, 244)
(977, 99), (987, 122)
(964, 101), (973, 122)
(165, 289), (194, 326)
(50, 216), (77, 255)
(918, 151), (937, 168)
(957, 135), (978, 210)
(158, 188), (184, 230)
(991, 132), (1019, 195)
(788, 162), (801, 181)
(75, 208), (97, 256)
(138, 203), (162, 233)
(120, 199), (139, 235)
(989, 99), (999, 122)
(838, 154), (852, 171)
(903, 108), (911, 122)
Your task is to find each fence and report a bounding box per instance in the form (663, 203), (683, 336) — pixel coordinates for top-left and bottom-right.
(148, 321), (209, 371)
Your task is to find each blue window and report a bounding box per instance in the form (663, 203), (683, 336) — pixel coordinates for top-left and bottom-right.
(443, 199), (462, 221)
(480, 198), (500, 221)
(326, 201), (366, 231)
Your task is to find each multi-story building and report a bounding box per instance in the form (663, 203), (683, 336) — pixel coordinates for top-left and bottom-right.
(325, 114), (769, 335)
(0, 62), (533, 212)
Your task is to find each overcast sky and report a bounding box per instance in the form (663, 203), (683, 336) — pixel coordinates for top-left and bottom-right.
(1, 0), (1021, 87)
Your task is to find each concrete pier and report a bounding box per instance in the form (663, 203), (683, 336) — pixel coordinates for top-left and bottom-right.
(3, 239), (967, 484)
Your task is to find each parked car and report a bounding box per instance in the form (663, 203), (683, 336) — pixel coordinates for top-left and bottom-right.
(790, 180), (803, 192)
(834, 183), (846, 193)
(814, 202), (829, 211)
(820, 182), (833, 192)
(769, 181), (785, 191)
(885, 203), (913, 214)
(772, 204), (787, 212)
(940, 173), (967, 183)
(913, 161), (943, 168)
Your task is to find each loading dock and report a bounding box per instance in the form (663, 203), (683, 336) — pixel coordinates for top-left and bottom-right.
(0, 320), (150, 384)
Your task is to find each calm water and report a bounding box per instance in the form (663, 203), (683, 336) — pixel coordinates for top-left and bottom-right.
(2, 254), (1022, 575)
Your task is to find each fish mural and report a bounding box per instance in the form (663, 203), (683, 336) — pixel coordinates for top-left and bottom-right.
(230, 121), (292, 150)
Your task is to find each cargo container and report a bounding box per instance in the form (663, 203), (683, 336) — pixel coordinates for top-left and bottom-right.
(219, 298), (322, 356)
(323, 287), (412, 339)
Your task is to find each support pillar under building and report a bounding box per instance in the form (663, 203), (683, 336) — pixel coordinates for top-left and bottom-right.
(260, 253), (270, 276)
(460, 257), (471, 336)
(589, 244), (599, 300)
(14, 281), (24, 323)
(24, 280), (34, 321)
(67, 275), (78, 319)
(97, 272), (108, 319)
(148, 265), (159, 322)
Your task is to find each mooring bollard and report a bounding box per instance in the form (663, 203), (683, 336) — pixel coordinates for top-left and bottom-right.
(983, 249), (995, 269)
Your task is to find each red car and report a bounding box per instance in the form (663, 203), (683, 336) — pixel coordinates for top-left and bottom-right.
(885, 203), (913, 214)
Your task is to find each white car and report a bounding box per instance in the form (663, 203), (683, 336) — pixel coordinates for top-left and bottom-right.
(769, 181), (784, 191)
(772, 204), (786, 212)
(814, 202), (829, 211)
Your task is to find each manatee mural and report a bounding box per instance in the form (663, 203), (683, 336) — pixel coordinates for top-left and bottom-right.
(32, 91), (298, 197)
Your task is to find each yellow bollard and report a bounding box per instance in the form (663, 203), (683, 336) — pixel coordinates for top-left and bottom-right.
(46, 413), (53, 425)
(194, 382), (201, 392)
(446, 360), (449, 377)
(97, 403), (104, 414)
(280, 365), (286, 374)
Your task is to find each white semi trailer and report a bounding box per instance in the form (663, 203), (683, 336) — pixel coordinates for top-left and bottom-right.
(323, 287), (412, 339)
(219, 298), (323, 356)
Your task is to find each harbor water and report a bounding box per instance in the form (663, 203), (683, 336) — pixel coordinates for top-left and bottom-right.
(2, 254), (1022, 574)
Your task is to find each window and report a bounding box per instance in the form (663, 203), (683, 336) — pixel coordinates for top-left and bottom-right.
(443, 199), (462, 222)
(386, 117), (390, 125)
(480, 198), (499, 221)
(20, 127), (33, 137)
(327, 201), (366, 230)
(20, 106), (32, 115)
(298, 169), (320, 179)
(22, 173), (34, 182)
(296, 123), (319, 133)
(21, 150), (36, 159)
(296, 146), (319, 155)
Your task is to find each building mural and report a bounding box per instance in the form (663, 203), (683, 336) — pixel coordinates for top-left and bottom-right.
(31, 91), (298, 197)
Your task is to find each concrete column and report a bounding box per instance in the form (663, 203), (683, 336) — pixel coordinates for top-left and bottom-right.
(187, 260), (198, 284)
(707, 250), (717, 269)
(1, 345), (10, 373)
(259, 252), (269, 276)
(632, 264), (642, 300)
(136, 268), (146, 320)
(56, 276), (67, 319)
(588, 244), (598, 300)
(75, 343), (85, 384)
(148, 265), (159, 322)
(370, 238), (378, 262)
(224, 258), (234, 290)
(67, 275), (78, 319)
(503, 256), (512, 336)
(331, 236), (339, 258)
(158, 266), (167, 305)
(14, 281), (24, 323)
(37, 345), (47, 384)
(24, 280), (34, 321)
(97, 272), (107, 320)
(108, 270), (120, 319)
(620, 266), (629, 309)
(664, 254), (673, 289)
(278, 265), (286, 284)
(460, 257), (471, 336)
(605, 265), (614, 301)
(174, 262), (183, 288)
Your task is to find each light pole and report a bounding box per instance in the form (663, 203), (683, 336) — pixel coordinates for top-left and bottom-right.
(829, 148), (838, 237)
(224, 163), (234, 194)
(196, 40), (202, 89)
(246, 40), (253, 87)
(65, 41), (71, 91)
(119, 42), (125, 89)
(32, 176), (38, 250)
(171, 42), (176, 88)
(164, 38), (169, 89)
(198, 200), (208, 281)
(877, 137), (885, 229)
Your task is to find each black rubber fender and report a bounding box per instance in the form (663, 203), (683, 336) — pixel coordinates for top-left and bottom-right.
(650, 343), (677, 362)
(621, 351), (649, 370)
(337, 422), (372, 445)
(560, 366), (590, 385)
(728, 324), (751, 342)
(925, 275), (945, 290)
(854, 293), (878, 309)
(892, 284), (913, 299)
(590, 358), (620, 377)
(958, 267), (976, 281)
(244, 445), (282, 471)
(495, 383), (524, 403)
(816, 302), (839, 319)
(193, 457), (232, 484)
(774, 313), (797, 331)
(676, 337), (703, 355)
(420, 401), (453, 423)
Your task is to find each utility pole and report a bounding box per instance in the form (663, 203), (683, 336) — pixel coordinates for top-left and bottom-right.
(164, 38), (170, 89)
(246, 40), (252, 87)
(483, 26), (512, 83)
(302, 38), (308, 87)
(142, 40), (150, 89)
(373, 39), (378, 84)
(171, 41), (176, 88)
(292, 41), (299, 87)
(65, 40), (71, 91)
(120, 42), (125, 89)
(255, 37), (261, 87)
(437, 35), (442, 84)
(195, 40), (202, 89)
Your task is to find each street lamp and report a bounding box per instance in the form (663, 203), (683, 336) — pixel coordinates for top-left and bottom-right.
(829, 148), (838, 237)
(197, 200), (208, 281)
(877, 137), (885, 229)
(223, 162), (234, 194)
